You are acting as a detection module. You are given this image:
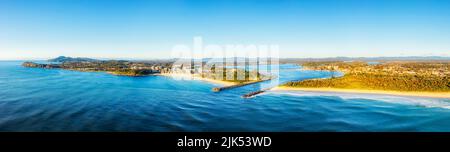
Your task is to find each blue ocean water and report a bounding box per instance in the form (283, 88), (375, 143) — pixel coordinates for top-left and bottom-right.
(0, 61), (450, 131)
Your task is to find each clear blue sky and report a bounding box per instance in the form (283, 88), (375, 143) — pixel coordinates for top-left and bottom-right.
(1, 0), (450, 59)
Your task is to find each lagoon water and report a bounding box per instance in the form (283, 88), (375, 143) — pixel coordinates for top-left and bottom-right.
(1, 61), (450, 131)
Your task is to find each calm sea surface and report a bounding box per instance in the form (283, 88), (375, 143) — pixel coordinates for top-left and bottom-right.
(1, 61), (450, 131)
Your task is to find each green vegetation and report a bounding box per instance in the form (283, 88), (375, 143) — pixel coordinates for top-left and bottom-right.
(284, 73), (449, 92)
(23, 60), (172, 76)
(284, 61), (450, 92)
(200, 68), (268, 83)
(109, 69), (156, 76)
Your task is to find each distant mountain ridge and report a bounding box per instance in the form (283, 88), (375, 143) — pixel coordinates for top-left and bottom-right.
(48, 56), (98, 62)
(46, 56), (450, 63)
(280, 56), (450, 62)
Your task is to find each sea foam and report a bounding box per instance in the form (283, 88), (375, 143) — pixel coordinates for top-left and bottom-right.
(267, 90), (450, 109)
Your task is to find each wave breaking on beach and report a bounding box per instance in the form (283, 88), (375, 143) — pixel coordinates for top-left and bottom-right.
(267, 90), (450, 109)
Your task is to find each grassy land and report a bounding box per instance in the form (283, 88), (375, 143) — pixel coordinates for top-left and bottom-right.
(283, 73), (449, 92)
(283, 61), (450, 93)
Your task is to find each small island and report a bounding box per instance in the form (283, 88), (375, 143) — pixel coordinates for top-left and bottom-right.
(277, 61), (450, 98)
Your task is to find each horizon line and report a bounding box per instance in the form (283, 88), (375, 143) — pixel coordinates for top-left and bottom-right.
(2, 55), (450, 61)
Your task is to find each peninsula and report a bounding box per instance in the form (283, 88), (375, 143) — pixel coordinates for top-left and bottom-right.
(22, 56), (267, 86)
(23, 59), (172, 76)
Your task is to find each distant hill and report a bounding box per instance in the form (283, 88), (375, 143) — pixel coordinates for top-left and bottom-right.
(333, 56), (450, 61)
(48, 56), (98, 62)
(280, 56), (450, 63)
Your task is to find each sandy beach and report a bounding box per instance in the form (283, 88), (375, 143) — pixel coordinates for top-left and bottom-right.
(272, 86), (450, 99)
(157, 73), (237, 86)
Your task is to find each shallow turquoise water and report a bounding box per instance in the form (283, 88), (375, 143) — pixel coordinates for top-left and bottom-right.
(0, 61), (450, 131)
